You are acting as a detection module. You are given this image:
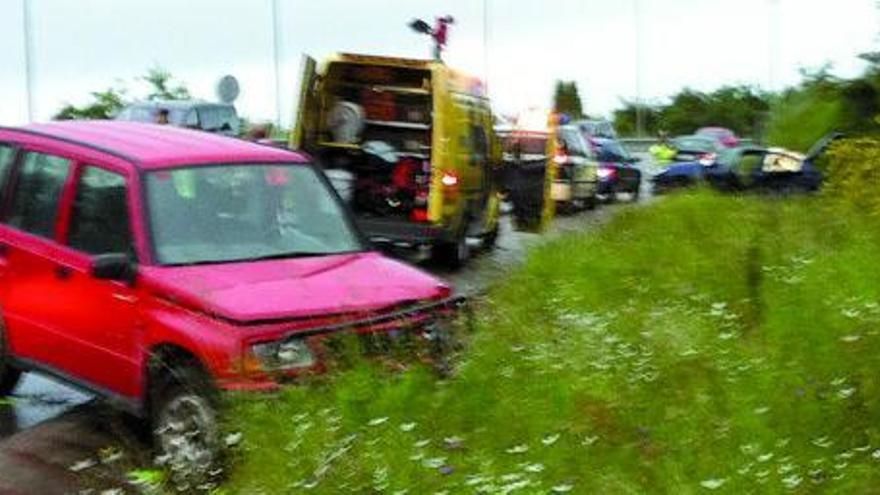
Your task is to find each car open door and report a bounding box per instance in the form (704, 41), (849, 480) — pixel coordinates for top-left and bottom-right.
(508, 130), (556, 233)
(289, 55), (320, 153)
(805, 132), (844, 163)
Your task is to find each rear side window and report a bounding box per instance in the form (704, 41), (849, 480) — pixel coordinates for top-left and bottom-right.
(198, 107), (221, 130)
(0, 144), (16, 205)
(6, 152), (71, 239)
(68, 166), (133, 256)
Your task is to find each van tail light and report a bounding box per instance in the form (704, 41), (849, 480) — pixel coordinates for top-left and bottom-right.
(411, 208), (429, 222)
(441, 171), (459, 188)
(598, 166), (617, 180)
(553, 152), (568, 165)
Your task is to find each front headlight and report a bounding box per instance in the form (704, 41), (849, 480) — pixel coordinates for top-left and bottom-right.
(251, 338), (315, 370)
(597, 167), (615, 180)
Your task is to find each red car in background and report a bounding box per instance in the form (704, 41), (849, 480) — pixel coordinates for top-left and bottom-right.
(0, 121), (461, 481)
(696, 127), (740, 148)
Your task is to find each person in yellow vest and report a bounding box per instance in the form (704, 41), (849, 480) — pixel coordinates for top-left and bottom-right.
(650, 130), (677, 164)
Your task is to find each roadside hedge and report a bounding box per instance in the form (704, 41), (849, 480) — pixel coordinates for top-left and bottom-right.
(824, 137), (880, 215)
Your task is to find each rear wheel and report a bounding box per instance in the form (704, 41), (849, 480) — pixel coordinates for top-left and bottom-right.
(631, 184), (641, 202)
(151, 363), (221, 490)
(0, 321), (21, 397)
(605, 187), (618, 204)
(433, 228), (470, 269)
(481, 224), (499, 251)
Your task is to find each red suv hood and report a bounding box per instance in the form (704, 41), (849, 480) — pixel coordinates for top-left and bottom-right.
(139, 252), (450, 323)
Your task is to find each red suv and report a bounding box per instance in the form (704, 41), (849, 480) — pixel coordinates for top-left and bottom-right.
(0, 121), (460, 476)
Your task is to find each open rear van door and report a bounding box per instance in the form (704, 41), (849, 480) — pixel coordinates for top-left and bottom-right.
(290, 55), (320, 152)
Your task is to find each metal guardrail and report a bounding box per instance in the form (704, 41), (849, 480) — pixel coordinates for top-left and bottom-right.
(619, 138), (756, 153)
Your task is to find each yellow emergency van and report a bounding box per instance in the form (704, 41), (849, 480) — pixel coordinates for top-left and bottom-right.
(292, 53), (500, 267)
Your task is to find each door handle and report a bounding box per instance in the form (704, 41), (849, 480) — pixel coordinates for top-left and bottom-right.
(54, 266), (73, 280)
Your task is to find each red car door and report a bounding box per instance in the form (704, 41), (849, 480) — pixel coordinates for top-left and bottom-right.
(2, 152), (141, 399)
(47, 163), (142, 398)
(1, 150), (76, 369)
(0, 143), (17, 286)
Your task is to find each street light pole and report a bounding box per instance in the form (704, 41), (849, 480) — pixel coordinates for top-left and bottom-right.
(767, 0), (781, 91)
(634, 0), (644, 137)
(23, 0), (36, 122)
(270, 0), (283, 127)
(483, 0), (490, 95)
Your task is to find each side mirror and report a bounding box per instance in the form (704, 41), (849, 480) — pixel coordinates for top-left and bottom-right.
(91, 253), (137, 284)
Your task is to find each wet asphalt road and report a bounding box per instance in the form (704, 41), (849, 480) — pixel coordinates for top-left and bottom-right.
(0, 153), (658, 491)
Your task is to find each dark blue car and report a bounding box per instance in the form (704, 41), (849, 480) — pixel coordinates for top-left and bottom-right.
(651, 134), (839, 195)
(585, 137), (642, 202)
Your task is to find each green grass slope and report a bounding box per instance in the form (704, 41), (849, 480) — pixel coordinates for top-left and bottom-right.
(222, 192), (880, 494)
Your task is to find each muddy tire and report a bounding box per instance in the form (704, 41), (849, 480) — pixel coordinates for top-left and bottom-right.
(585, 195), (598, 210)
(481, 224), (499, 251)
(0, 320), (21, 397)
(151, 363), (221, 490)
(433, 230), (470, 269)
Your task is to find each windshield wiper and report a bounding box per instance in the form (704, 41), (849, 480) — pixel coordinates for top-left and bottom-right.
(243, 251), (333, 262)
(165, 252), (332, 267)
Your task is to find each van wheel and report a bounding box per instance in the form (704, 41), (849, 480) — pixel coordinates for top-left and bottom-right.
(0, 321), (21, 397)
(433, 231), (470, 269)
(605, 189), (618, 204)
(481, 225), (499, 251)
(152, 364), (221, 489)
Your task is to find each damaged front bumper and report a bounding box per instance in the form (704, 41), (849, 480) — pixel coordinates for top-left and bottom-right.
(221, 296), (470, 392)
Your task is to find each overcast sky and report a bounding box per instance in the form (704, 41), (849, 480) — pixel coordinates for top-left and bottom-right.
(0, 0), (877, 126)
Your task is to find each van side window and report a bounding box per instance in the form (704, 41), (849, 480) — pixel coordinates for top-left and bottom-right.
(68, 166), (133, 256)
(6, 151), (71, 238)
(472, 125), (488, 162)
(0, 144), (17, 206)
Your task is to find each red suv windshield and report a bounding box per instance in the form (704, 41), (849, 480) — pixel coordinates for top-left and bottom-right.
(145, 164), (363, 265)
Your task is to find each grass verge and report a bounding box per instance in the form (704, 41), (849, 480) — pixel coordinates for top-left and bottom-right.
(221, 191), (880, 493)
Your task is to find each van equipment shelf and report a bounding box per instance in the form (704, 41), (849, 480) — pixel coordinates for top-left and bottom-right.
(365, 120), (430, 130)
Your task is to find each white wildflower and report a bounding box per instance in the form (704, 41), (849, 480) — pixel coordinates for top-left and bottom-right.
(542, 434), (561, 446)
(368, 417), (389, 426)
(782, 474), (803, 489)
(699, 478), (726, 490)
(422, 457), (446, 469)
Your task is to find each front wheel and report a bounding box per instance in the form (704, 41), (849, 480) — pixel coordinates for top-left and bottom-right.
(152, 365), (221, 489)
(481, 224), (499, 251)
(432, 230), (470, 269)
(0, 321), (21, 397)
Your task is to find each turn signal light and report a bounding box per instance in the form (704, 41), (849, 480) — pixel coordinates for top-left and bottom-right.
(441, 171), (459, 187)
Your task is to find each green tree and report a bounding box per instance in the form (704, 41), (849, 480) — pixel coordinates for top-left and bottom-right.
(142, 66), (191, 101)
(54, 87), (127, 120)
(53, 67), (192, 120)
(612, 86), (769, 138)
(657, 86), (769, 137)
(765, 65), (880, 151)
(553, 80), (584, 119)
(612, 100), (662, 136)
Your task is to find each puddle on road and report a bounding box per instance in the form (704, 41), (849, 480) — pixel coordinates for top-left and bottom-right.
(0, 374), (91, 438)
